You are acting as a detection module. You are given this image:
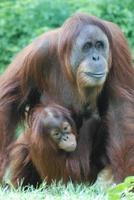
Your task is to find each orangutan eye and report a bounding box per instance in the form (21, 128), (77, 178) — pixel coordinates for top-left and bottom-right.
(51, 129), (60, 136)
(83, 42), (92, 51)
(50, 129), (61, 141)
(96, 41), (104, 49)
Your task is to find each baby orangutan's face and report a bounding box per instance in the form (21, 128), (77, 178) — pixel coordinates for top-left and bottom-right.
(43, 106), (77, 152)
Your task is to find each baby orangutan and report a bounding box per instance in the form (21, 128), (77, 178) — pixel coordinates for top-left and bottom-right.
(8, 104), (78, 186)
(8, 104), (101, 187)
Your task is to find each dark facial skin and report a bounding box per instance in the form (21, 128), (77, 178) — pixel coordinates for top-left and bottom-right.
(70, 25), (110, 87)
(43, 107), (77, 152)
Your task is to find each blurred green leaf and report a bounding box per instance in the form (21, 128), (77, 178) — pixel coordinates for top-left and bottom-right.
(107, 176), (134, 200)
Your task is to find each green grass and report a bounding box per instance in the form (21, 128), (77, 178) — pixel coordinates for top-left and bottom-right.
(0, 181), (110, 200)
(0, 177), (134, 200)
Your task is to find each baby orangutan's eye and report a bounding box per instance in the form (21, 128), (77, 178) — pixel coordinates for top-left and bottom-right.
(50, 129), (61, 141)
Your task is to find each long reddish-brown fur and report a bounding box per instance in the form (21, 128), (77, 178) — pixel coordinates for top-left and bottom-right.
(99, 21), (134, 183)
(0, 13), (134, 183)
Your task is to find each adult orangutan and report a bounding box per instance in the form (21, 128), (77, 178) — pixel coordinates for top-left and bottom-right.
(9, 104), (101, 187)
(0, 13), (134, 184)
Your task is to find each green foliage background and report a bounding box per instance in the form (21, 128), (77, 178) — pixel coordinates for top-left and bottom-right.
(0, 0), (134, 73)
